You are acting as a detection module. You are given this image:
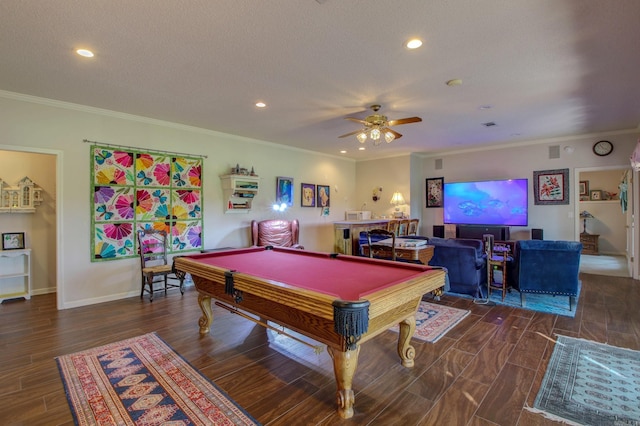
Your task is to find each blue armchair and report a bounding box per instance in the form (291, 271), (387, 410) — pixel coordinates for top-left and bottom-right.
(513, 240), (582, 311)
(427, 237), (487, 297)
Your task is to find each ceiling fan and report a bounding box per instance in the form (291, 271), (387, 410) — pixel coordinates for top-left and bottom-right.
(339, 104), (422, 145)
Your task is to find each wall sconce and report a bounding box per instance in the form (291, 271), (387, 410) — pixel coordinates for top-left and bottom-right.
(390, 191), (406, 218)
(372, 186), (382, 202)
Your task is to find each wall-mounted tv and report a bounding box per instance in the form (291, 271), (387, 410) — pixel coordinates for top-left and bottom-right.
(443, 179), (528, 226)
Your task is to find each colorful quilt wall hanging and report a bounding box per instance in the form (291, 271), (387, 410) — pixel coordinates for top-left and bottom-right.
(91, 145), (203, 262)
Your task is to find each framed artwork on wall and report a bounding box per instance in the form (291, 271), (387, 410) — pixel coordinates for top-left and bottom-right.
(276, 176), (294, 206)
(426, 177), (444, 208)
(301, 183), (315, 207)
(533, 168), (569, 205)
(317, 185), (330, 207)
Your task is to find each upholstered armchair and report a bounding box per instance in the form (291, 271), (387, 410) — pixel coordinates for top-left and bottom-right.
(513, 240), (582, 310)
(251, 219), (304, 249)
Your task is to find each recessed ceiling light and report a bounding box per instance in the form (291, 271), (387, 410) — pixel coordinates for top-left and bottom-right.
(255, 102), (266, 108)
(340, 150), (347, 154)
(406, 39), (423, 49)
(76, 49), (94, 58)
(358, 147), (365, 151)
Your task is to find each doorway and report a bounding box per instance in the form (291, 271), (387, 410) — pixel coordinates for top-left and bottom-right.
(0, 146), (62, 307)
(574, 165), (633, 278)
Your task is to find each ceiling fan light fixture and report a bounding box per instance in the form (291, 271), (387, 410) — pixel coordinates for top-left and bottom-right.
(356, 132), (367, 143)
(384, 131), (395, 143)
(370, 128), (381, 140)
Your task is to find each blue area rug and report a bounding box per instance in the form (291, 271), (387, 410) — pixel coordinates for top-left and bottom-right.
(450, 281), (581, 317)
(531, 335), (640, 425)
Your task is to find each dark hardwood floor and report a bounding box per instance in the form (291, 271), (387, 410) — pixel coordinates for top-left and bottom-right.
(1, 272), (638, 425)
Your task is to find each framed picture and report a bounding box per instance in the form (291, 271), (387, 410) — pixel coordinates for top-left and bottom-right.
(2, 232), (25, 250)
(533, 168), (569, 205)
(276, 176), (294, 206)
(426, 177), (444, 208)
(301, 183), (316, 207)
(590, 190), (603, 201)
(579, 180), (589, 196)
(317, 185), (330, 207)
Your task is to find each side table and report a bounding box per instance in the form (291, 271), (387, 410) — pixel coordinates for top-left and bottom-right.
(579, 233), (599, 255)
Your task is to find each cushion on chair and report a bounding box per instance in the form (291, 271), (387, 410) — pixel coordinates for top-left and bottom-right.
(251, 219), (303, 249)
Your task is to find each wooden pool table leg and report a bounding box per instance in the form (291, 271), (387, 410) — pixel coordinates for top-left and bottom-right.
(327, 345), (360, 419)
(197, 293), (213, 335)
(397, 315), (417, 368)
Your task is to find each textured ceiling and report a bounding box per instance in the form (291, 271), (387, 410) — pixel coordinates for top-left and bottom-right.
(1, 0), (639, 160)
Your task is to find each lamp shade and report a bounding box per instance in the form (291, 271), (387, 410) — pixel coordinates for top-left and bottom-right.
(390, 191), (406, 206)
(580, 210), (594, 219)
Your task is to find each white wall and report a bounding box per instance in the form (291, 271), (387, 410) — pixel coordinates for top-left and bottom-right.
(419, 136), (639, 241)
(0, 94), (356, 309)
(356, 134), (640, 243)
(355, 155), (412, 219)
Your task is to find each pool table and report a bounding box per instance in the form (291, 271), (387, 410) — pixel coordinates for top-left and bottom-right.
(174, 246), (446, 419)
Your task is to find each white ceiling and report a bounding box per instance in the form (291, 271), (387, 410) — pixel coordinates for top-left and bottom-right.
(1, 0), (639, 160)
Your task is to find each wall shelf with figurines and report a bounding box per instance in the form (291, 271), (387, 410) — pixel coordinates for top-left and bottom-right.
(0, 177), (44, 213)
(220, 165), (260, 213)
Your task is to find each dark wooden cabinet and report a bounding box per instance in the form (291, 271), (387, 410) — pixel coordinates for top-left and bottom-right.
(580, 233), (599, 255)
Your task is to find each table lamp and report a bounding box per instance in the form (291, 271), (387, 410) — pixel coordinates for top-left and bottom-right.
(390, 191), (406, 218)
(580, 210), (594, 234)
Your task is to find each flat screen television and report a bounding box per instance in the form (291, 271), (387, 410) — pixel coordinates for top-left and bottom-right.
(443, 178), (528, 226)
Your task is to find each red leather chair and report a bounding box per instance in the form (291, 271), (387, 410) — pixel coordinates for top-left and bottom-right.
(251, 219), (304, 249)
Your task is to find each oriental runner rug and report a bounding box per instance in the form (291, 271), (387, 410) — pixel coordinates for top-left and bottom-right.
(390, 301), (470, 343)
(56, 332), (260, 426)
(530, 335), (640, 425)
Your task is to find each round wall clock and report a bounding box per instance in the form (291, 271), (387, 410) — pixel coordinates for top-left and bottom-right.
(593, 140), (613, 156)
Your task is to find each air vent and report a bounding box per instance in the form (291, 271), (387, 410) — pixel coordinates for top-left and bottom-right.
(549, 145), (560, 159)
(435, 158), (443, 170)
(482, 122), (496, 127)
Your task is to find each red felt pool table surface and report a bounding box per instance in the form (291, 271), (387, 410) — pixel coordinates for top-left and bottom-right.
(184, 246), (436, 301)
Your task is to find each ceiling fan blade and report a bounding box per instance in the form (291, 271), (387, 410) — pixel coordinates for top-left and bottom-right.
(386, 117), (422, 127)
(345, 117), (369, 125)
(338, 129), (366, 138)
(384, 128), (403, 140)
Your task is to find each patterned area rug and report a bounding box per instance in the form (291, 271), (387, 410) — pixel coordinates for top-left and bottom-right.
(56, 332), (260, 425)
(390, 301), (470, 343)
(532, 335), (640, 425)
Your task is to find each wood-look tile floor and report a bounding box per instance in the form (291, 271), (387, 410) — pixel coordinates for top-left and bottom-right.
(1, 272), (638, 425)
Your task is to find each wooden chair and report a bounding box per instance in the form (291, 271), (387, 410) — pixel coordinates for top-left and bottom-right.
(397, 219), (411, 236)
(251, 219), (304, 249)
(137, 229), (185, 301)
(407, 218), (419, 235)
(366, 229), (396, 261)
(387, 219), (400, 236)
